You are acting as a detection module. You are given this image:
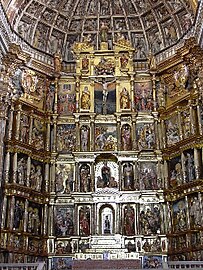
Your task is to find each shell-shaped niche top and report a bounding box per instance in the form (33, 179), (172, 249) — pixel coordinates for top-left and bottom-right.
(2, 0), (198, 61)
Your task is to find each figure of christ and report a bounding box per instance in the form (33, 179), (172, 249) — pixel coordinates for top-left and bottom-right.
(94, 78), (116, 115)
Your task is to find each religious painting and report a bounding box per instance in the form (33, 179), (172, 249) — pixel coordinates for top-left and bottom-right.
(168, 156), (183, 187)
(55, 163), (74, 194)
(30, 159), (44, 192)
(57, 124), (76, 153)
(28, 237), (43, 254)
(143, 256), (162, 269)
(55, 240), (73, 254)
(190, 232), (201, 249)
(16, 154), (27, 185)
(80, 86), (91, 111)
(95, 161), (118, 189)
(31, 118), (45, 150)
(165, 114), (180, 146)
(27, 202), (41, 235)
(138, 162), (158, 190)
(54, 206), (74, 237)
(79, 163), (91, 192)
(13, 198), (25, 231)
(79, 206), (91, 236)
(123, 205), (135, 236)
(142, 237), (162, 253)
(182, 150), (195, 183)
(172, 199), (187, 233)
(11, 234), (24, 252)
(80, 125), (90, 151)
(188, 194), (202, 229)
(139, 204), (161, 235)
(94, 78), (116, 115)
(136, 122), (155, 150)
(122, 162), (134, 190)
(121, 124), (132, 151)
(95, 124), (117, 151)
(58, 83), (76, 115)
(134, 81), (153, 112)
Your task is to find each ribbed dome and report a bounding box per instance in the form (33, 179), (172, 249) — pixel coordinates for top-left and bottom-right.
(2, 0), (198, 61)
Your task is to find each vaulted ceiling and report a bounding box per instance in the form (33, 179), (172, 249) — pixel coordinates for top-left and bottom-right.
(1, 0), (198, 61)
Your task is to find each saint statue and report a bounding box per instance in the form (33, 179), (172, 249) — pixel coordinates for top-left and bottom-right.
(81, 86), (91, 110)
(100, 22), (109, 42)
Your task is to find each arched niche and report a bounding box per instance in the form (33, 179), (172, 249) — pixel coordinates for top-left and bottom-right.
(99, 204), (115, 235)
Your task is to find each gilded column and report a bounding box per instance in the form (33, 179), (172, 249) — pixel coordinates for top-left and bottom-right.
(7, 104), (14, 140)
(43, 204), (48, 235)
(177, 108), (183, 141)
(132, 114), (137, 150)
(196, 103), (202, 135)
(4, 151), (10, 183)
(50, 161), (56, 193)
(194, 148), (201, 179)
(154, 114), (160, 150)
(161, 119), (166, 148)
(151, 73), (157, 111)
(45, 163), (50, 192)
(75, 115), (80, 151)
(189, 103), (195, 135)
(91, 162), (95, 192)
(26, 156), (31, 187)
(75, 76), (80, 113)
(12, 152), (18, 184)
(75, 162), (79, 192)
(54, 78), (58, 114)
(90, 115), (95, 152)
(28, 114), (34, 145)
(117, 115), (121, 151)
(46, 117), (51, 151)
(10, 196), (15, 229)
(163, 160), (169, 189)
(1, 196), (7, 228)
(52, 116), (57, 153)
(49, 204), (54, 236)
(24, 199), (28, 232)
(15, 104), (22, 141)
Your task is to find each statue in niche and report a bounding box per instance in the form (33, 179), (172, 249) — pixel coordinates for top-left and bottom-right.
(120, 87), (131, 110)
(79, 207), (90, 236)
(100, 22), (109, 42)
(104, 215), (111, 234)
(189, 197), (201, 227)
(80, 164), (91, 192)
(80, 125), (89, 151)
(46, 82), (55, 112)
(20, 114), (29, 142)
(169, 160), (183, 187)
(183, 152), (195, 182)
(173, 200), (187, 232)
(123, 162), (134, 190)
(13, 200), (24, 230)
(17, 157), (27, 185)
(32, 119), (44, 150)
(30, 164), (43, 191)
(81, 86), (91, 110)
(123, 205), (135, 235)
(120, 54), (129, 69)
(27, 207), (40, 235)
(21, 69), (38, 96)
(54, 51), (62, 73)
(121, 124), (132, 151)
(101, 161), (111, 187)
